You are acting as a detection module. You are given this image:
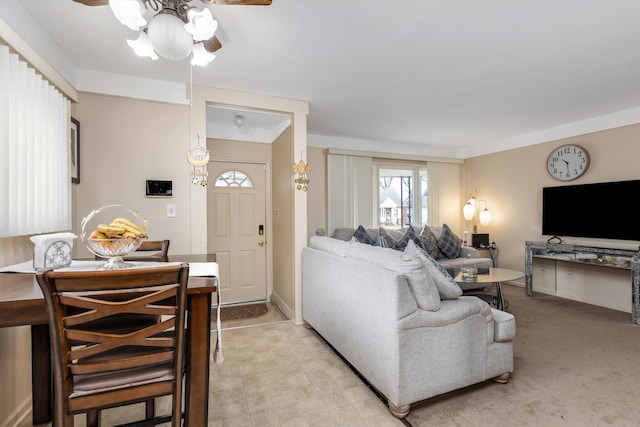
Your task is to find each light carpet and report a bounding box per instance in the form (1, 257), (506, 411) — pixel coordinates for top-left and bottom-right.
(405, 284), (640, 426)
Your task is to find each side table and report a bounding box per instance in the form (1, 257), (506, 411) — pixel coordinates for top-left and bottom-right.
(454, 267), (524, 310)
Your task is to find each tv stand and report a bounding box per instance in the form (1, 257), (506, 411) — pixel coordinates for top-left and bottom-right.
(525, 241), (640, 325)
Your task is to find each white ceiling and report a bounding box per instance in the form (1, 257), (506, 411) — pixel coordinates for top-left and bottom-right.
(7, 0), (640, 158)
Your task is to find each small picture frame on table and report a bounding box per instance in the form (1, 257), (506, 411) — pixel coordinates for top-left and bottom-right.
(71, 117), (80, 184)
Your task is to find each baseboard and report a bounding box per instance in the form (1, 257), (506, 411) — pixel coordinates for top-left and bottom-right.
(0, 396), (31, 427)
(269, 293), (293, 322)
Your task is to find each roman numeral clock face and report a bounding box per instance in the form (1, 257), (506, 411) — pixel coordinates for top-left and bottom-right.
(546, 144), (590, 181)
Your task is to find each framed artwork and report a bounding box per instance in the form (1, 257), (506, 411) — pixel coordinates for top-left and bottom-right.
(71, 117), (80, 184)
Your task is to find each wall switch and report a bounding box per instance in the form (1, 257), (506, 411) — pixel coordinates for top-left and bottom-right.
(167, 204), (176, 218)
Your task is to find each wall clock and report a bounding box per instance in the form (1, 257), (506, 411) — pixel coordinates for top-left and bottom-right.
(546, 144), (590, 181)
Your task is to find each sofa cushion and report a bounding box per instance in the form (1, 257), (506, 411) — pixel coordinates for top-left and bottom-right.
(438, 224), (462, 259)
(405, 240), (463, 300)
(346, 242), (441, 311)
(418, 226), (441, 259)
(309, 236), (352, 257)
(332, 227), (356, 241)
(353, 225), (376, 245)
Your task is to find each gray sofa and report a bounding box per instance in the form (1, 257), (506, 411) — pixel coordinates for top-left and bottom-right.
(302, 236), (515, 418)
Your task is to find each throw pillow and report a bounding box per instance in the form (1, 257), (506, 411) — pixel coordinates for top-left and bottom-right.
(395, 226), (421, 251)
(418, 225), (441, 259)
(405, 240), (463, 300)
(374, 235), (390, 247)
(378, 227), (398, 249)
(346, 243), (441, 311)
(353, 225), (375, 245)
(438, 224), (462, 259)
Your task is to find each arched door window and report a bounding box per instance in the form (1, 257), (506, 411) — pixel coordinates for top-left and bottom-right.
(215, 170), (254, 188)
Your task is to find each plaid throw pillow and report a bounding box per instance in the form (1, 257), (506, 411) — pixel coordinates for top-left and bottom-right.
(378, 228), (398, 249)
(353, 225), (375, 245)
(395, 226), (421, 251)
(418, 226), (441, 259)
(437, 224), (462, 258)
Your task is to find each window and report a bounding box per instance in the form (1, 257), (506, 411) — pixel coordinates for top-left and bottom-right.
(377, 164), (428, 229)
(214, 170), (254, 187)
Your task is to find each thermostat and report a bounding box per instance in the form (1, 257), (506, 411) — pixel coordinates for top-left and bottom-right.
(146, 180), (173, 197)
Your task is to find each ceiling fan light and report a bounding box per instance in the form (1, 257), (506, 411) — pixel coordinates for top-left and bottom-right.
(185, 8), (218, 42)
(127, 32), (159, 60)
(191, 42), (216, 66)
(109, 0), (147, 31)
(148, 10), (193, 61)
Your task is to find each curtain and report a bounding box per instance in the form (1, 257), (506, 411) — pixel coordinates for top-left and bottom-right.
(0, 44), (71, 237)
(426, 161), (461, 229)
(327, 153), (373, 235)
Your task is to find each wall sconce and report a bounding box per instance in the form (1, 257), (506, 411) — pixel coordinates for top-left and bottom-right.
(292, 152), (310, 192)
(462, 189), (491, 232)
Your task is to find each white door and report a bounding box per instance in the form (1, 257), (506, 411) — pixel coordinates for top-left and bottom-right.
(207, 162), (267, 304)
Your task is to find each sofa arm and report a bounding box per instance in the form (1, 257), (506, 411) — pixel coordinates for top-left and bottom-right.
(460, 247), (481, 258)
(491, 308), (516, 342)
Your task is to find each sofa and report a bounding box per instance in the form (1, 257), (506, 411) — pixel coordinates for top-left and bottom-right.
(302, 234), (516, 418)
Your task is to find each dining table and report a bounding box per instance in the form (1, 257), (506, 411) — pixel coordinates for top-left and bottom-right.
(0, 254), (217, 425)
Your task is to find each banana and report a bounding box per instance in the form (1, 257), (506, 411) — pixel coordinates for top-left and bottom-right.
(97, 224), (126, 237)
(111, 217), (148, 238)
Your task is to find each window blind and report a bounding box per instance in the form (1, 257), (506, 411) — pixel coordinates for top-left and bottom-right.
(0, 44), (71, 237)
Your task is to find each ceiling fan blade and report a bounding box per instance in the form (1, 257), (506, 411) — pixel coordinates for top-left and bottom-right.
(203, 36), (223, 53)
(72, 0), (109, 5)
(212, 0), (272, 5)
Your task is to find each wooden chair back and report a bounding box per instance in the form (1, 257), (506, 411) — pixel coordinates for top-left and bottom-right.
(35, 264), (189, 427)
(95, 239), (170, 262)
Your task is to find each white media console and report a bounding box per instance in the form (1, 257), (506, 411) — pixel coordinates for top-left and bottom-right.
(525, 241), (640, 325)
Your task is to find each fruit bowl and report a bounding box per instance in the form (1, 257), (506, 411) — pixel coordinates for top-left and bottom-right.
(81, 205), (148, 269)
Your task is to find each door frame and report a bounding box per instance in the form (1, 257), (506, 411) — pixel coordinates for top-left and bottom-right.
(208, 155), (273, 306)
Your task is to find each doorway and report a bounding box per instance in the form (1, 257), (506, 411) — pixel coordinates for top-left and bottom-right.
(207, 161), (267, 304)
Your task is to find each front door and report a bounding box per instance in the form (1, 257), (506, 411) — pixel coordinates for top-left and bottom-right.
(207, 162), (267, 304)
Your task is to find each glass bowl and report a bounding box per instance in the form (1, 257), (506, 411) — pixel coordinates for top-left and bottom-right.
(81, 204), (148, 269)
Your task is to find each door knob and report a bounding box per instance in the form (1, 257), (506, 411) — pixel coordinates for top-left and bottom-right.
(258, 240), (264, 247)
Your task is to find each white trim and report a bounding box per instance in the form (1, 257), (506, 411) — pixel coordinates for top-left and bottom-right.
(327, 147), (464, 164)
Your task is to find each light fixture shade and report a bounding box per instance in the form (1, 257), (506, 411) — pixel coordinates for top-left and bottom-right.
(479, 208), (492, 226)
(463, 202), (476, 221)
(127, 32), (159, 60)
(185, 8), (218, 42)
(148, 11), (193, 61)
(191, 42), (216, 66)
(109, 0), (147, 31)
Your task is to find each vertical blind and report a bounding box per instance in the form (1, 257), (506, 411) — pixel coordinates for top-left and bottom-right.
(327, 153), (373, 235)
(0, 44), (71, 237)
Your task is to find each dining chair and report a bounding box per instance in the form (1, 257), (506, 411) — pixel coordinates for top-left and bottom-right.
(95, 239), (170, 262)
(35, 263), (189, 427)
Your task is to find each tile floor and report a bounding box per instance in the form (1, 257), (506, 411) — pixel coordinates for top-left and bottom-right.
(19, 315), (406, 426)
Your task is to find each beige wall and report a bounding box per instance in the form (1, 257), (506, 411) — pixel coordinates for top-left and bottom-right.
(463, 123), (640, 277)
(272, 127), (295, 316)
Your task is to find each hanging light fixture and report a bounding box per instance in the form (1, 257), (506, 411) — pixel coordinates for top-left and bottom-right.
(110, 0), (217, 66)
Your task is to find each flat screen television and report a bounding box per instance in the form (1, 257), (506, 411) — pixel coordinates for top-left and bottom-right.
(542, 179), (640, 241)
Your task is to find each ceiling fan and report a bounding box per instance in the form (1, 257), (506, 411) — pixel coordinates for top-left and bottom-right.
(73, 0), (272, 55)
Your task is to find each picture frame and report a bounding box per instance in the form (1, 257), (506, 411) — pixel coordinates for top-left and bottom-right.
(70, 117), (80, 184)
